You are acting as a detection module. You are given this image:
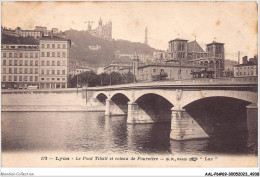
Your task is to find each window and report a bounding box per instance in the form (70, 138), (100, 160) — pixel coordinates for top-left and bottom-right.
(35, 68), (38, 74)
(41, 52), (45, 57)
(25, 60), (28, 66)
(20, 53), (23, 58)
(42, 44), (45, 48)
(30, 53), (33, 58)
(30, 60), (33, 66)
(41, 61), (45, 66)
(52, 44), (55, 48)
(19, 60), (23, 66)
(9, 68), (12, 74)
(3, 53), (6, 57)
(41, 78), (44, 81)
(9, 76), (12, 81)
(19, 76), (22, 81)
(47, 44), (50, 48)
(57, 70), (60, 75)
(30, 68), (33, 74)
(153, 69), (156, 73)
(62, 78), (65, 81)
(14, 53), (17, 58)
(62, 44), (66, 49)
(25, 68), (28, 74)
(35, 61), (38, 66)
(52, 52), (55, 57)
(41, 69), (44, 75)
(57, 52), (60, 57)
(52, 78), (55, 81)
(3, 60), (6, 65)
(52, 61), (55, 66)
(57, 44), (60, 48)
(35, 53), (38, 58)
(62, 52), (66, 58)
(57, 78), (60, 81)
(25, 53), (28, 58)
(14, 68), (17, 74)
(47, 70), (50, 75)
(9, 60), (12, 66)
(9, 53), (12, 58)
(47, 52), (50, 57)
(62, 70), (65, 75)
(57, 61), (60, 66)
(35, 76), (38, 82)
(52, 70), (55, 75)
(24, 76), (27, 81)
(3, 76), (6, 81)
(47, 61), (50, 66)
(3, 68), (6, 74)
(14, 76), (17, 81)
(19, 68), (23, 73)
(14, 60), (18, 66)
(30, 76), (33, 81)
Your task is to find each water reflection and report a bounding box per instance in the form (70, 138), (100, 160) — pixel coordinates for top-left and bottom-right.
(1, 112), (250, 155)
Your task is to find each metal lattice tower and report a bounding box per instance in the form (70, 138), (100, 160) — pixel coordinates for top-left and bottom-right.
(144, 27), (148, 45)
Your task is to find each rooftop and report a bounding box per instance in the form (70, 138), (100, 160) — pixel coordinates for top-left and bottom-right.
(138, 62), (205, 69)
(187, 40), (205, 53)
(169, 38), (189, 43)
(40, 36), (69, 41)
(1, 33), (39, 45)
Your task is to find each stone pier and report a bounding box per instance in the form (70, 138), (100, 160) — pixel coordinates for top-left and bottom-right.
(105, 99), (111, 116)
(127, 101), (157, 124)
(246, 103), (258, 149)
(170, 107), (209, 140)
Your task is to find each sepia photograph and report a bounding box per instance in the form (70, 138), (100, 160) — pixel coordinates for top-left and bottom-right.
(0, 1), (258, 174)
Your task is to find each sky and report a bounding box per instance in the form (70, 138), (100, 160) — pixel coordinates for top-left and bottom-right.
(1, 1), (258, 61)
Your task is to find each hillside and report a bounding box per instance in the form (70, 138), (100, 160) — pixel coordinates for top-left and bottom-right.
(65, 29), (157, 68)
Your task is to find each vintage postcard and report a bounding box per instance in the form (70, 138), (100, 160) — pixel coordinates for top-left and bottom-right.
(0, 1), (258, 175)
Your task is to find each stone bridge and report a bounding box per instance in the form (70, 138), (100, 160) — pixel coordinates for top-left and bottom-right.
(86, 78), (258, 147)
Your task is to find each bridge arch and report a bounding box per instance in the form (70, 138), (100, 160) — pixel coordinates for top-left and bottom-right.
(181, 90), (257, 108)
(110, 91), (131, 101)
(182, 96), (252, 148)
(95, 93), (108, 105)
(134, 90), (175, 105)
(134, 93), (174, 122)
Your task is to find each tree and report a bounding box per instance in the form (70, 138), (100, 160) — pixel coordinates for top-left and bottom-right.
(122, 72), (135, 84)
(99, 72), (110, 86)
(110, 72), (123, 85)
(80, 71), (100, 87)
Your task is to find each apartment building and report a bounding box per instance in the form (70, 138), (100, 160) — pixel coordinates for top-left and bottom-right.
(1, 44), (40, 89)
(39, 36), (70, 89)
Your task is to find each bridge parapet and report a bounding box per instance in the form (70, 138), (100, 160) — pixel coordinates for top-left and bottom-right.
(85, 77), (257, 91)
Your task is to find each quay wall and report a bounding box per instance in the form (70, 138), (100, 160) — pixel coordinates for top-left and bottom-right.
(2, 89), (87, 106)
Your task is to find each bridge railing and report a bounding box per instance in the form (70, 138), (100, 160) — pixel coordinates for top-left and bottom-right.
(1, 88), (85, 94)
(85, 77), (258, 90)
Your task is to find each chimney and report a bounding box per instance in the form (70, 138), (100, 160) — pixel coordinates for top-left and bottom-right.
(51, 32), (53, 38)
(238, 51), (240, 64)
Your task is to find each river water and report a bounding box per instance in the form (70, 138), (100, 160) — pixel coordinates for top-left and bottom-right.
(1, 111), (251, 155)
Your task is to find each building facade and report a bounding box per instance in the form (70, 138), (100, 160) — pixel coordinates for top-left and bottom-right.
(137, 63), (204, 82)
(2, 26), (65, 39)
(88, 18), (112, 40)
(234, 55), (258, 78)
(1, 44), (40, 89)
(167, 38), (225, 78)
(39, 36), (71, 89)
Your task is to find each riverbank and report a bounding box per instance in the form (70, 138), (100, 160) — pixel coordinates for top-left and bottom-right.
(1, 105), (105, 112)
